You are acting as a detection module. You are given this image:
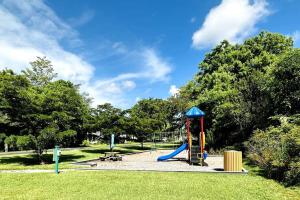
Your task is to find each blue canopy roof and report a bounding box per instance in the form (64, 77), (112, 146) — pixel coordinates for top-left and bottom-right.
(185, 106), (205, 118)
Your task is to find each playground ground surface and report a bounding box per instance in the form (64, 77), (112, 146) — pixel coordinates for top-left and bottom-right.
(82, 150), (228, 172)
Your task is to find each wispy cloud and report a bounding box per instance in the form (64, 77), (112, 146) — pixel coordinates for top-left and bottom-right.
(0, 0), (172, 108)
(192, 0), (270, 49)
(68, 9), (95, 27)
(83, 47), (172, 107)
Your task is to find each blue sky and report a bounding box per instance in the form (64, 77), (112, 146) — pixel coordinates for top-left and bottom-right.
(0, 0), (299, 108)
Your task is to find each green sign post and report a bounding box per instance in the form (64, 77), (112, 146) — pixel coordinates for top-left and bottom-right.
(53, 145), (61, 174)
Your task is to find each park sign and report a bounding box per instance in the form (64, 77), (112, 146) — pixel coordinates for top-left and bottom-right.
(53, 146), (61, 174)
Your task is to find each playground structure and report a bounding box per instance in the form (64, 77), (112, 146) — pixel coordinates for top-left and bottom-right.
(157, 106), (207, 165)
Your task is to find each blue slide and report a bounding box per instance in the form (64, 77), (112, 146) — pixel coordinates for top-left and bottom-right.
(157, 143), (188, 161)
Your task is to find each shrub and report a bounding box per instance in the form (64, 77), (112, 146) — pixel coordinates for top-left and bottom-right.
(16, 135), (35, 150)
(81, 139), (90, 147)
(4, 135), (18, 151)
(247, 115), (300, 186)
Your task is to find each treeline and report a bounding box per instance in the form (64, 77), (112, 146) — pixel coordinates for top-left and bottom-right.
(0, 59), (180, 160)
(84, 98), (180, 148)
(178, 32), (299, 186)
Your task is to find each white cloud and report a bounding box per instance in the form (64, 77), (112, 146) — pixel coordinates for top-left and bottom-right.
(0, 0), (172, 108)
(141, 48), (172, 82)
(85, 48), (172, 107)
(192, 0), (270, 49)
(122, 80), (136, 90)
(169, 85), (179, 96)
(0, 0), (93, 82)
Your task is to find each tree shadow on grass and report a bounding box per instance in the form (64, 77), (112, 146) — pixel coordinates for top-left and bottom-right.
(80, 148), (142, 155)
(120, 145), (151, 151)
(243, 159), (297, 188)
(0, 154), (84, 165)
(243, 159), (265, 176)
(154, 144), (181, 150)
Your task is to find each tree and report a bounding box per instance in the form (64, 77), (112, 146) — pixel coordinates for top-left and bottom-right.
(89, 103), (124, 141)
(180, 32), (294, 149)
(129, 98), (169, 148)
(271, 49), (300, 115)
(0, 58), (89, 162)
(28, 80), (88, 161)
(16, 135), (35, 151)
(22, 56), (57, 86)
(0, 69), (32, 136)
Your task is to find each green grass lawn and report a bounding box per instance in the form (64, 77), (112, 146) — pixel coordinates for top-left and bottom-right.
(0, 170), (299, 200)
(0, 142), (176, 170)
(1, 143), (299, 200)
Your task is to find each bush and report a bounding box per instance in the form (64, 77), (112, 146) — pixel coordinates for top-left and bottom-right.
(81, 139), (90, 147)
(16, 135), (35, 150)
(4, 135), (18, 151)
(247, 115), (300, 186)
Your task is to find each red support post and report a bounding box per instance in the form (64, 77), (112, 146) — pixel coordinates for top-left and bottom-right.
(186, 119), (191, 162)
(200, 116), (204, 154)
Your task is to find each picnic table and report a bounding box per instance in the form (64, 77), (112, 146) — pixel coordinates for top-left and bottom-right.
(100, 151), (122, 161)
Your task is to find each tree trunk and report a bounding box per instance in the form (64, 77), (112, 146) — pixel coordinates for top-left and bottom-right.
(4, 143), (8, 152)
(37, 147), (45, 164)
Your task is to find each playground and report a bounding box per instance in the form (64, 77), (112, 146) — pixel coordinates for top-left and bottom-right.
(89, 150), (224, 172)
(70, 107), (243, 173)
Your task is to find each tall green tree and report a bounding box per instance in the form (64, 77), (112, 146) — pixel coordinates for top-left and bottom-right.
(0, 58), (89, 161)
(270, 49), (300, 115)
(0, 70), (32, 136)
(22, 56), (57, 86)
(89, 103), (124, 141)
(180, 32), (294, 149)
(128, 98), (170, 148)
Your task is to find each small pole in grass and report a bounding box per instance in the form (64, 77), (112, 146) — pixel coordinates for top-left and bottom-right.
(53, 145), (60, 174)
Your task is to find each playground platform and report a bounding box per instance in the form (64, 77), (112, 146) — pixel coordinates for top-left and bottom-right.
(78, 150), (240, 173)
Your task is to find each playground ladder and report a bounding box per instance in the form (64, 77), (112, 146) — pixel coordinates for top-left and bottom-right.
(190, 146), (201, 164)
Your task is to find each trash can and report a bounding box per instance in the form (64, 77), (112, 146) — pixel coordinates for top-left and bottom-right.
(224, 150), (242, 172)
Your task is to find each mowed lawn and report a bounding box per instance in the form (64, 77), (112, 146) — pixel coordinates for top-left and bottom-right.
(1, 144), (299, 200)
(0, 170), (299, 200)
